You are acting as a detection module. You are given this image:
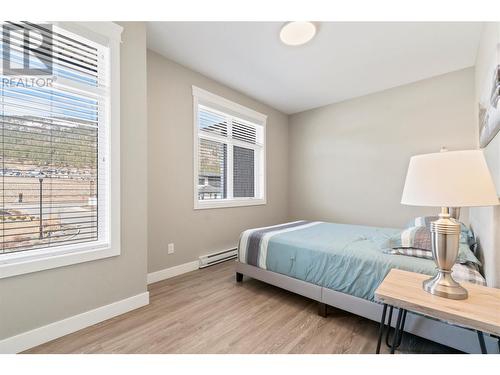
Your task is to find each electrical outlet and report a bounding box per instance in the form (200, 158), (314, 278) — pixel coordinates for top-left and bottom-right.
(167, 243), (175, 254)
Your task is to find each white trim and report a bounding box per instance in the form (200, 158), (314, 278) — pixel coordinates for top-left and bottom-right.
(0, 242), (118, 279)
(0, 22), (122, 279)
(192, 86), (267, 210)
(147, 260), (200, 284)
(195, 197), (266, 210)
(106, 20), (122, 286)
(0, 292), (149, 354)
(192, 85), (267, 124)
(52, 22), (123, 44)
(193, 94), (201, 210)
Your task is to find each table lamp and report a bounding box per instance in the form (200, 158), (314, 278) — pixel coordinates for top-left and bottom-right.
(401, 149), (499, 300)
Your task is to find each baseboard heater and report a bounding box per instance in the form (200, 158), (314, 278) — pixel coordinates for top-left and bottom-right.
(199, 247), (237, 268)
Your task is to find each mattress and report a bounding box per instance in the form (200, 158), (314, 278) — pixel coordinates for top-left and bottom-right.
(238, 221), (485, 301)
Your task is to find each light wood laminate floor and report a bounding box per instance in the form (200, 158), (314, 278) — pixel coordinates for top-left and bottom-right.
(26, 260), (458, 354)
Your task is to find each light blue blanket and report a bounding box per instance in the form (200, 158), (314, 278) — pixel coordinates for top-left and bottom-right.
(239, 221), (441, 301)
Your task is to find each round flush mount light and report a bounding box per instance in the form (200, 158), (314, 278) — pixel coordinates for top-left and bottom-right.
(279, 22), (317, 46)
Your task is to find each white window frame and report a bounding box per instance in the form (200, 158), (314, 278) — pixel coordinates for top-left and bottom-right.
(193, 86), (267, 210)
(0, 22), (123, 279)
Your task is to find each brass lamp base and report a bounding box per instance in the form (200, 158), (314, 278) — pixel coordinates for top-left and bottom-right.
(423, 270), (468, 300)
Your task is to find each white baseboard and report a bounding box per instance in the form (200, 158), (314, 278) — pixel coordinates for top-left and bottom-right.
(0, 291), (149, 354)
(147, 260), (200, 284)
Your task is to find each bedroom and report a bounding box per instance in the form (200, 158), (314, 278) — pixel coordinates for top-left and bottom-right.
(1, 0), (500, 371)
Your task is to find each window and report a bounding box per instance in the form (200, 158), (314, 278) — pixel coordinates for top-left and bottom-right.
(0, 22), (122, 278)
(193, 86), (266, 209)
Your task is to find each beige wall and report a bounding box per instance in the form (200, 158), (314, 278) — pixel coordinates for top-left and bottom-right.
(288, 68), (476, 228)
(470, 23), (500, 287)
(147, 51), (289, 273)
(0, 22), (148, 339)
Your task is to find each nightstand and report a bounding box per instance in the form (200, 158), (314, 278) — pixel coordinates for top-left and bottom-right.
(374, 269), (500, 354)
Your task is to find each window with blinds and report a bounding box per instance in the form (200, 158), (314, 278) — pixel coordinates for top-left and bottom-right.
(0, 22), (109, 255)
(193, 87), (266, 209)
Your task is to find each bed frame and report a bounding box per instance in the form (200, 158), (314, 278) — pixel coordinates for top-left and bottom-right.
(235, 261), (498, 353)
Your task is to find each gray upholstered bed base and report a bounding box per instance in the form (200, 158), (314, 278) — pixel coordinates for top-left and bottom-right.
(235, 261), (498, 353)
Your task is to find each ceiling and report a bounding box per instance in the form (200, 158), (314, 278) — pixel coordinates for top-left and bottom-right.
(147, 22), (483, 114)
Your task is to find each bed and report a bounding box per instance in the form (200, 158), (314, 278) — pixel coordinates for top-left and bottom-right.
(235, 220), (498, 353)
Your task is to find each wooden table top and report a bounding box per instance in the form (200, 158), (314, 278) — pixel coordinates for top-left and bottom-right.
(375, 269), (500, 336)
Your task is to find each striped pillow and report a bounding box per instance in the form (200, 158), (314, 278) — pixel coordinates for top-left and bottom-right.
(392, 225), (432, 251)
(386, 224), (481, 266)
(408, 216), (476, 247)
(385, 225), (434, 260)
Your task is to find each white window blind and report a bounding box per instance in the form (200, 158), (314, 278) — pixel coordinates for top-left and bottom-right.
(0, 22), (109, 255)
(193, 87), (266, 209)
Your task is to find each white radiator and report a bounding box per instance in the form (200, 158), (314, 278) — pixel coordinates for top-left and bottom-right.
(199, 247), (237, 268)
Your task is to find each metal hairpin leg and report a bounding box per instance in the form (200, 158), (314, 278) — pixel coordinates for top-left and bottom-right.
(398, 310), (407, 345)
(477, 331), (487, 354)
(390, 309), (407, 354)
(384, 307), (406, 351)
(391, 309), (406, 354)
(385, 306), (394, 348)
(376, 304), (388, 354)
(376, 305), (407, 354)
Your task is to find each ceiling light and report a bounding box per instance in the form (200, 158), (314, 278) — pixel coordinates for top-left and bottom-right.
(279, 22), (317, 46)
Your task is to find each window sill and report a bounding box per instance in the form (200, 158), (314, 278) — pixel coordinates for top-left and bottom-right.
(194, 198), (266, 210)
(0, 242), (119, 279)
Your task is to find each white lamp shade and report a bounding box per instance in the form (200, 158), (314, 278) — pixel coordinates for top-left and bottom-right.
(401, 150), (499, 207)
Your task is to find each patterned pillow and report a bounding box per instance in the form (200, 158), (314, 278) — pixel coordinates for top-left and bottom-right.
(391, 225), (432, 251)
(386, 224), (481, 266)
(384, 249), (486, 285)
(407, 216), (476, 248)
